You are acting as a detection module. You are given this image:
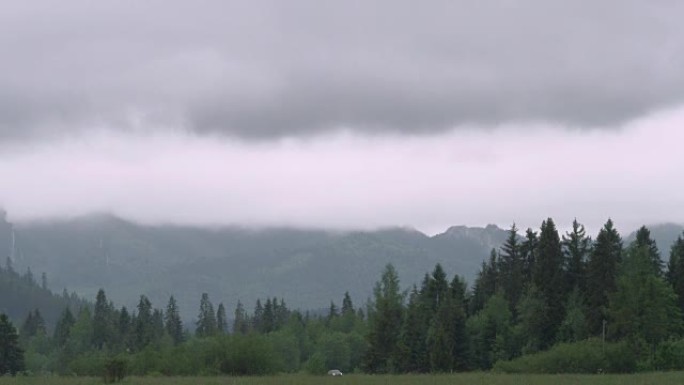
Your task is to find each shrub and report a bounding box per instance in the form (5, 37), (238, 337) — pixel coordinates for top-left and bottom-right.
(654, 338), (684, 370)
(493, 338), (636, 374)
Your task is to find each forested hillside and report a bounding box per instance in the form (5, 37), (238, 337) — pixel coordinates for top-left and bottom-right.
(0, 261), (88, 328)
(4, 218), (684, 376)
(0, 213), (508, 320)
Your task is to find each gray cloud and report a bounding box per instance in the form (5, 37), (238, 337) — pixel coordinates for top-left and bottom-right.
(1, 0), (684, 140)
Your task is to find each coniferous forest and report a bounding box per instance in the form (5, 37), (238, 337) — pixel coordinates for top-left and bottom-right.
(3, 218), (684, 377)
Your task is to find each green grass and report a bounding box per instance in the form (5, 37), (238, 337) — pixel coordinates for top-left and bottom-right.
(1, 373), (684, 385)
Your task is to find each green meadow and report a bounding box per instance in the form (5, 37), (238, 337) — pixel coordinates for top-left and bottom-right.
(2, 373), (684, 385)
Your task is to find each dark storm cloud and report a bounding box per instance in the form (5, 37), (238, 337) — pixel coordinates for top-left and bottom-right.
(1, 0), (683, 140)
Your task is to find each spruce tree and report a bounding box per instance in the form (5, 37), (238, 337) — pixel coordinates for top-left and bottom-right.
(93, 289), (112, 349)
(165, 296), (184, 344)
(216, 303), (227, 334)
(252, 299), (264, 333)
(342, 292), (354, 315)
(135, 295), (153, 350)
(363, 263), (404, 373)
(532, 218), (565, 348)
(562, 219), (591, 293)
(499, 224), (523, 313)
(396, 287), (428, 373)
(0, 314), (24, 375)
(196, 293), (217, 337)
(53, 307), (75, 348)
(668, 235), (684, 313)
(633, 225), (664, 276)
(609, 245), (681, 352)
(233, 301), (249, 335)
(585, 219), (622, 336)
(469, 250), (498, 315)
(521, 228), (539, 284)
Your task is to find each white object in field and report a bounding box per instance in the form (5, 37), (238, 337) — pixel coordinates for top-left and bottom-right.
(327, 369), (343, 376)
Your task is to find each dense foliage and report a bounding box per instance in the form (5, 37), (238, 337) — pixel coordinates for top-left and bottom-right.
(2, 218), (684, 377)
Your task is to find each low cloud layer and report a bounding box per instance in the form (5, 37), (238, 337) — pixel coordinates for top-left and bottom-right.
(1, 105), (683, 234)
(1, 1), (684, 140)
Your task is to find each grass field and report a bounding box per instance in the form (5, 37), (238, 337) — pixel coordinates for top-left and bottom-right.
(1, 373), (683, 385)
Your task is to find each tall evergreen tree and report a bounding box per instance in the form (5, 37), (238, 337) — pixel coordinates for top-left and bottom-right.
(233, 301), (249, 335)
(633, 225), (664, 276)
(252, 299), (264, 332)
(521, 228), (539, 284)
(668, 235), (684, 313)
(216, 303), (227, 334)
(342, 292), (354, 315)
(532, 218), (565, 348)
(585, 219), (622, 336)
(0, 314), (24, 375)
(609, 245), (682, 354)
(196, 293), (217, 337)
(165, 296), (184, 345)
(93, 289), (112, 349)
(396, 287), (428, 373)
(364, 263), (404, 373)
(134, 295), (154, 350)
(499, 224), (523, 313)
(469, 250), (498, 315)
(562, 219), (591, 293)
(53, 307), (75, 348)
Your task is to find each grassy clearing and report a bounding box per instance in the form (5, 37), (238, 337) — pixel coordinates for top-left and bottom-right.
(1, 372), (683, 385)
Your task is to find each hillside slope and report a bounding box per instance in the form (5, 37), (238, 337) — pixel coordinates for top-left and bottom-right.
(0, 214), (507, 320)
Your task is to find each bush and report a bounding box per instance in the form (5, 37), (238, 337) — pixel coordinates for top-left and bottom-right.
(218, 334), (278, 375)
(305, 352), (327, 375)
(654, 339), (684, 370)
(493, 339), (636, 374)
(103, 357), (127, 383)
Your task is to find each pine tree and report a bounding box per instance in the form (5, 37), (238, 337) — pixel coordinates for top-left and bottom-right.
(396, 287), (428, 373)
(216, 303), (227, 334)
(252, 299), (264, 333)
(0, 314), (24, 375)
(262, 298), (274, 333)
(532, 218), (565, 348)
(53, 307), (75, 348)
(93, 289), (112, 349)
(609, 245), (682, 354)
(196, 293), (217, 337)
(499, 224), (523, 313)
(585, 219), (622, 336)
(364, 263), (404, 373)
(633, 225), (664, 276)
(668, 235), (684, 313)
(233, 301), (249, 335)
(342, 292), (354, 315)
(151, 309), (165, 341)
(118, 306), (132, 350)
(135, 295), (154, 350)
(469, 250), (498, 315)
(274, 299), (289, 330)
(165, 296), (184, 344)
(521, 228), (539, 284)
(327, 301), (339, 324)
(562, 219), (591, 293)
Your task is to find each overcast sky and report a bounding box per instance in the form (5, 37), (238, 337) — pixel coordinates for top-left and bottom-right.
(1, 1), (683, 235)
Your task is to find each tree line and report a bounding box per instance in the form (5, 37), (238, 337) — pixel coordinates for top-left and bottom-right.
(2, 218), (684, 376)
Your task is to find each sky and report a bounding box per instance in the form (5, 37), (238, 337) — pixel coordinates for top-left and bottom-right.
(0, 0), (683, 235)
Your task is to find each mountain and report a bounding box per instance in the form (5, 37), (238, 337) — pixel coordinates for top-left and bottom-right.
(0, 213), (508, 321)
